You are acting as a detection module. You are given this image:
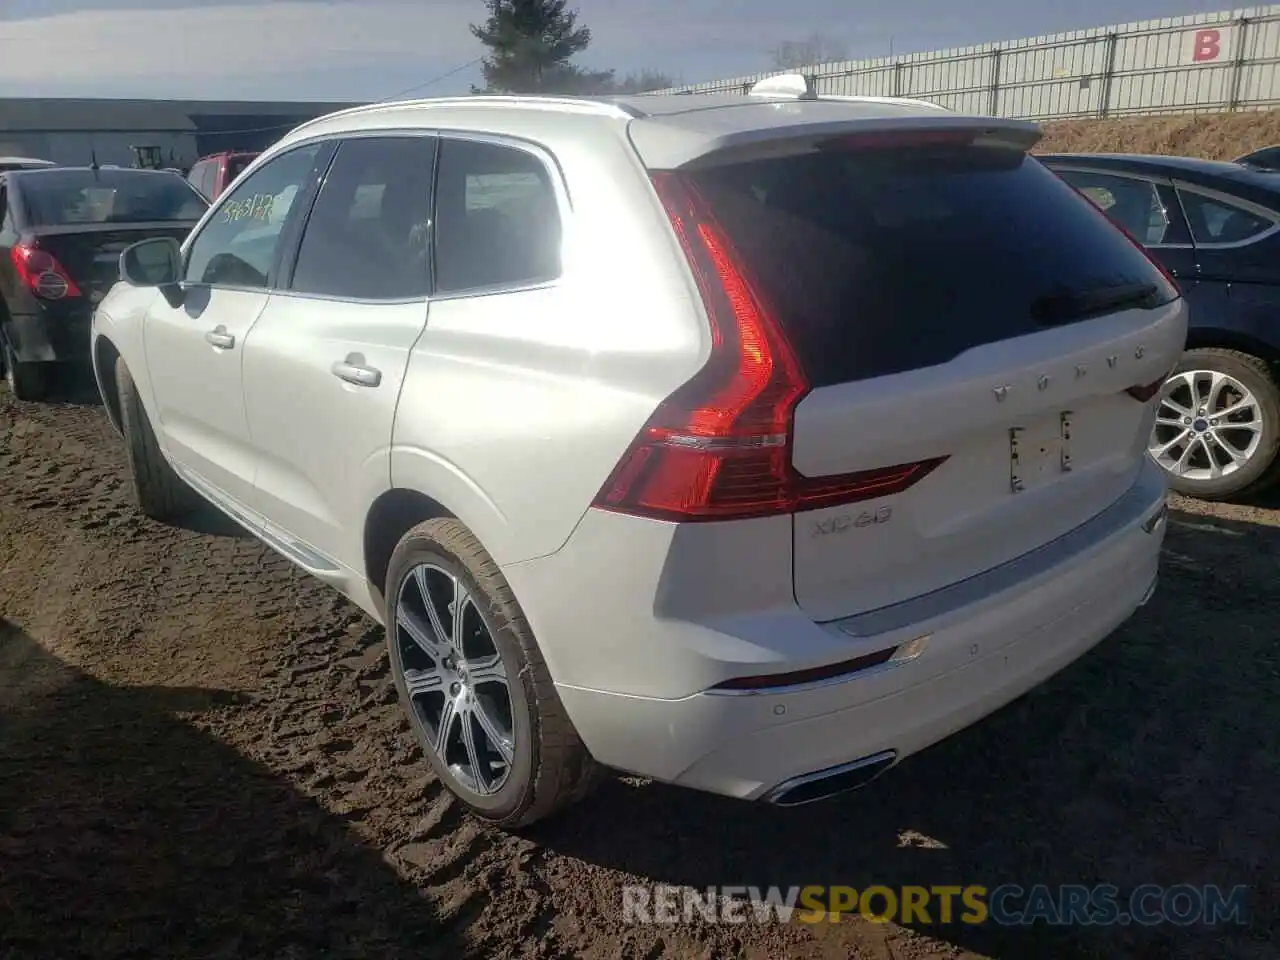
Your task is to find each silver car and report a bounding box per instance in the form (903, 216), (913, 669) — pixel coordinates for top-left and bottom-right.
(91, 75), (1184, 826)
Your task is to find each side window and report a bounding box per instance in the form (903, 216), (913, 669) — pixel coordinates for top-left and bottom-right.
(1177, 188), (1275, 245)
(1055, 169), (1171, 245)
(290, 136), (436, 300)
(184, 144), (322, 289)
(434, 138), (561, 294)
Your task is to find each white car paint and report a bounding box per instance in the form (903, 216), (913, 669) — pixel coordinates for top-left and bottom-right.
(92, 82), (1180, 808)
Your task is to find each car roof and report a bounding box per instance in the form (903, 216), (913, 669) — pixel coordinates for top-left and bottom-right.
(271, 85), (1037, 171)
(8, 165), (179, 176)
(0, 156), (55, 165)
(1038, 151), (1280, 187)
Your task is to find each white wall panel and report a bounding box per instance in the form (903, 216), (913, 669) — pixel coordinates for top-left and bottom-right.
(652, 5), (1280, 120)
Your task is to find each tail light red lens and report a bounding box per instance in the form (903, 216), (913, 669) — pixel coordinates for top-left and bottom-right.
(11, 243), (81, 300)
(590, 171), (946, 523)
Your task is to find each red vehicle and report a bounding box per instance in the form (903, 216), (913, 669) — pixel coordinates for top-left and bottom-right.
(185, 151), (259, 201)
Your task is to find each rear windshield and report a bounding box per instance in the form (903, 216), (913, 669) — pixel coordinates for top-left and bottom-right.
(689, 145), (1178, 387)
(225, 155), (256, 181)
(18, 170), (208, 226)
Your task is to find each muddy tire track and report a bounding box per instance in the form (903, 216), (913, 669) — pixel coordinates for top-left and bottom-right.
(2, 382), (1276, 960)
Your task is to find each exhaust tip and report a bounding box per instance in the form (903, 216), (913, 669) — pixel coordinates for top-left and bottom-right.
(763, 750), (898, 807)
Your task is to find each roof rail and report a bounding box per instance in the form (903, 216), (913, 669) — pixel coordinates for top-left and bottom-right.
(743, 72), (950, 111)
(284, 93), (634, 140)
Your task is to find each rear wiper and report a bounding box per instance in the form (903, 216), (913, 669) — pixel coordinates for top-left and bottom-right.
(1030, 281), (1161, 326)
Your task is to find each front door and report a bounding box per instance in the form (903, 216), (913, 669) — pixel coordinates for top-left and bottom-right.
(241, 134), (437, 583)
(143, 141), (330, 514)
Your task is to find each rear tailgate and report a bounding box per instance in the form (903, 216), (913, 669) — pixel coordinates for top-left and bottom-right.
(30, 223), (196, 302)
(645, 112), (1186, 622)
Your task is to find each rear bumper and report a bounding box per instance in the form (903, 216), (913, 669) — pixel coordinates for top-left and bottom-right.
(531, 459), (1167, 801)
(3, 306), (92, 363)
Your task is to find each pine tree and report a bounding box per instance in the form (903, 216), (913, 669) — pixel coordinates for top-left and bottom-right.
(470, 0), (598, 93)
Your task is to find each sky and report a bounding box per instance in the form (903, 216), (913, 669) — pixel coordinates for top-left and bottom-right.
(0, 0), (1249, 101)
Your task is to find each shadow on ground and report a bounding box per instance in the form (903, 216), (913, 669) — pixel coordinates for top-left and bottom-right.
(0, 619), (465, 960)
(179, 502), (256, 539)
(537, 510), (1280, 959)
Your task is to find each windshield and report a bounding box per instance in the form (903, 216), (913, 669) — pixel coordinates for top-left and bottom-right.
(689, 145), (1179, 386)
(19, 170), (208, 226)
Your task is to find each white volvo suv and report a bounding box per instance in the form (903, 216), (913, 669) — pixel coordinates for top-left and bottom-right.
(92, 75), (1184, 827)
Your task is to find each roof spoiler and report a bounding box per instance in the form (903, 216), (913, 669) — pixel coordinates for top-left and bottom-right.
(631, 113), (1044, 171)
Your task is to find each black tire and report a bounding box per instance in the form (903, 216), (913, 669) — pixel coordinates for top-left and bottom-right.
(115, 356), (200, 521)
(1157, 347), (1280, 501)
(384, 518), (599, 829)
(3, 338), (49, 402)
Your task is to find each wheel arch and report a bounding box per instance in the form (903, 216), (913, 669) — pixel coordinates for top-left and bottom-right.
(362, 488), (457, 611)
(1182, 327), (1280, 368)
(93, 333), (124, 435)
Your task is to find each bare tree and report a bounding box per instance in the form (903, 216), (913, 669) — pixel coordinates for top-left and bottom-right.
(771, 34), (848, 70)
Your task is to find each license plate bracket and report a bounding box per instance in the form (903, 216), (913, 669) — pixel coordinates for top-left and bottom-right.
(1010, 411), (1072, 494)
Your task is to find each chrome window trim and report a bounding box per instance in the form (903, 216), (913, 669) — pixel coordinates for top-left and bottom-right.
(179, 127), (571, 302)
(1045, 162), (1182, 248)
(1171, 178), (1280, 250)
(426, 128), (570, 301)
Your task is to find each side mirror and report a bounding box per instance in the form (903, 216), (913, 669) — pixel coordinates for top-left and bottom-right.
(120, 236), (182, 288)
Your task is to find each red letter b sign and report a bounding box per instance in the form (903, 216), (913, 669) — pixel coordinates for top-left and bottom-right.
(1192, 29), (1221, 62)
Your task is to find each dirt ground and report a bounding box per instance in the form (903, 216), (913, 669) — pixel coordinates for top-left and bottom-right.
(1037, 108), (1280, 160)
(2, 367), (1278, 960)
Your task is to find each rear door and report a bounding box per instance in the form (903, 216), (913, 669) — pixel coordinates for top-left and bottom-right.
(241, 134), (437, 580)
(1173, 180), (1280, 285)
(685, 137), (1186, 620)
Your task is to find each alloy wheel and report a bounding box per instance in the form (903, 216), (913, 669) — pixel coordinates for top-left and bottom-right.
(394, 562), (515, 796)
(1149, 369), (1264, 481)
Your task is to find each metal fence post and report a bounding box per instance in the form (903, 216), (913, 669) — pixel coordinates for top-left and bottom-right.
(1099, 32), (1118, 118)
(989, 48), (1002, 116)
(893, 60), (903, 97)
(1229, 17), (1251, 110)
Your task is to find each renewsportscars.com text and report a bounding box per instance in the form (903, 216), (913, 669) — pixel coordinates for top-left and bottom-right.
(621, 883), (1250, 927)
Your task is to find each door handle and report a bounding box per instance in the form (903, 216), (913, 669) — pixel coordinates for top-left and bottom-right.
(205, 326), (235, 349)
(331, 354), (382, 388)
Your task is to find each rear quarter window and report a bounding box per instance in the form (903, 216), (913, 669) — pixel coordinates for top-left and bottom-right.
(689, 146), (1177, 387)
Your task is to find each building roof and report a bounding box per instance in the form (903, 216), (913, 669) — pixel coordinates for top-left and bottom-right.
(0, 98), (365, 133)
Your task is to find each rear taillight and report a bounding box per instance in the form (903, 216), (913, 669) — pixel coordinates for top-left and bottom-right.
(591, 171), (946, 524)
(11, 243), (81, 300)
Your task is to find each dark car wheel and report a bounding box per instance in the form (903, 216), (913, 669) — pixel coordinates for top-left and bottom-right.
(1148, 347), (1280, 501)
(3, 339), (49, 402)
(383, 518), (599, 829)
(115, 356), (200, 521)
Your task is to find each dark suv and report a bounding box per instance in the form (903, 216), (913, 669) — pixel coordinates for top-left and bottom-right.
(1041, 152), (1280, 501)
